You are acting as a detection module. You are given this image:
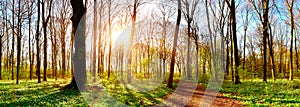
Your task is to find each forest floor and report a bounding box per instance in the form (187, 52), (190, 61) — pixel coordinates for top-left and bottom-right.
(0, 79), (299, 106)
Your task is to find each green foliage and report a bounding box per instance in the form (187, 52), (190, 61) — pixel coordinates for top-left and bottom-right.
(220, 79), (300, 107)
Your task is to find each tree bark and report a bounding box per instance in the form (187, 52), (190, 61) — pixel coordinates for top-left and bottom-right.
(36, 0), (41, 83)
(167, 0), (181, 88)
(262, 0), (269, 82)
(287, 0), (294, 81)
(65, 0), (86, 90)
(226, 0), (241, 84)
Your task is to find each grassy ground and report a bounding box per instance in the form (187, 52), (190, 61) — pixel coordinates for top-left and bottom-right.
(0, 78), (175, 106)
(220, 79), (300, 107)
(0, 79), (88, 106)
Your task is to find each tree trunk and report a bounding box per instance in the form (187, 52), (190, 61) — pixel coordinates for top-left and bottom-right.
(92, 0), (97, 78)
(16, 0), (22, 84)
(28, 3), (33, 80)
(65, 0), (86, 90)
(36, 0), (41, 83)
(11, 0), (15, 81)
(167, 0), (181, 88)
(226, 0), (240, 84)
(127, 0), (138, 83)
(267, 25), (276, 80)
(262, 0), (269, 82)
(288, 0), (294, 81)
(295, 32), (299, 72)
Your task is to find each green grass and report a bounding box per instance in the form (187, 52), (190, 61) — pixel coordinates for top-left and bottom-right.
(0, 79), (88, 106)
(219, 79), (300, 107)
(0, 77), (176, 106)
(84, 73), (176, 106)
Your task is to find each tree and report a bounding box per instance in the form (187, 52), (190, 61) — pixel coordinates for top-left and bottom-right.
(226, 0), (241, 84)
(182, 0), (200, 80)
(57, 0), (71, 79)
(65, 0), (86, 90)
(27, 0), (34, 80)
(286, 0), (295, 81)
(41, 0), (53, 81)
(36, 0), (41, 83)
(167, 0), (181, 88)
(16, 0), (22, 84)
(11, 0), (15, 81)
(0, 1), (6, 80)
(92, 0), (97, 78)
(251, 0), (270, 82)
(127, 0), (145, 83)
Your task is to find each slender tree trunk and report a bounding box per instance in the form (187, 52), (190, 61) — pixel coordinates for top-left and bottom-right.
(267, 25), (276, 80)
(16, 0), (22, 84)
(42, 0), (53, 81)
(6, 1), (9, 80)
(127, 0), (138, 83)
(11, 0), (15, 81)
(295, 32), (299, 72)
(167, 0), (181, 88)
(92, 0), (97, 78)
(0, 32), (2, 80)
(262, 0), (269, 82)
(187, 20), (191, 80)
(279, 38), (283, 74)
(28, 3), (33, 80)
(36, 0), (41, 83)
(225, 31), (230, 79)
(226, 0), (240, 84)
(108, 0), (112, 78)
(288, 0), (294, 80)
(243, 28), (247, 75)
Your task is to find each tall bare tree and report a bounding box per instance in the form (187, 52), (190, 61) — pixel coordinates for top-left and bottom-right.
(167, 0), (181, 88)
(36, 0), (41, 83)
(286, 0), (295, 80)
(226, 0), (241, 84)
(251, 0), (270, 82)
(182, 0), (200, 80)
(41, 0), (53, 81)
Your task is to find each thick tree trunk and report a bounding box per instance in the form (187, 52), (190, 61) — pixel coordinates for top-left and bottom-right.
(65, 0), (86, 90)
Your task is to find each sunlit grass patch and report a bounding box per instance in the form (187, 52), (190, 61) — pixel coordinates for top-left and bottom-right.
(220, 79), (300, 106)
(0, 76), (176, 106)
(84, 73), (176, 106)
(0, 79), (88, 106)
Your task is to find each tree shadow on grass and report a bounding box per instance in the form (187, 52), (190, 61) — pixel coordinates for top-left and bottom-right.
(0, 89), (87, 106)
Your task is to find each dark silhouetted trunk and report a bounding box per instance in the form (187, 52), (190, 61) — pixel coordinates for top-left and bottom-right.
(167, 0), (181, 88)
(65, 0), (86, 90)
